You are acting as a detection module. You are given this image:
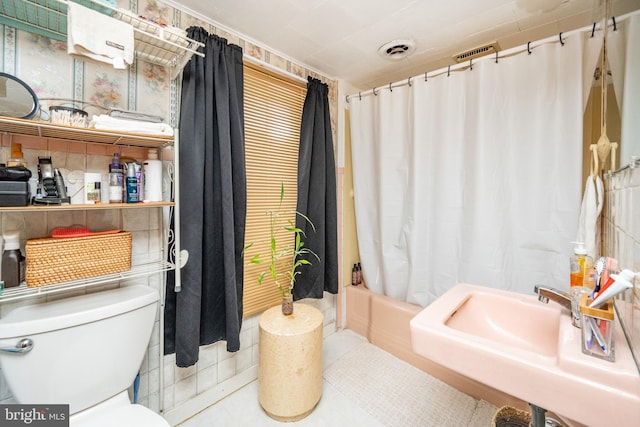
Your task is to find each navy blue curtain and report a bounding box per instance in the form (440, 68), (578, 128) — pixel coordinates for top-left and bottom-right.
(164, 27), (246, 367)
(294, 77), (338, 300)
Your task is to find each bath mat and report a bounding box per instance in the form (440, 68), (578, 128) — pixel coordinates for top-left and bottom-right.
(324, 342), (497, 426)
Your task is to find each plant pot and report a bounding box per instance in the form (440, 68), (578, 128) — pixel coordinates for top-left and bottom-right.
(282, 295), (293, 315)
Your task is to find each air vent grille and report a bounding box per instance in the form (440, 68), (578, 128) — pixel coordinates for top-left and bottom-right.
(452, 42), (501, 63)
(378, 39), (416, 60)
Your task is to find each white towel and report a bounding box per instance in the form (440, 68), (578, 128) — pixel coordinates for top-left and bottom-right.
(576, 174), (604, 259)
(67, 2), (134, 69)
(89, 115), (174, 136)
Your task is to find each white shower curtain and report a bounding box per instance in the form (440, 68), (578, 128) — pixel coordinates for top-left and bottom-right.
(350, 31), (601, 306)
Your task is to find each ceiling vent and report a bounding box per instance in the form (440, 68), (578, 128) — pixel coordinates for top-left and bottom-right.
(377, 40), (416, 60)
(452, 41), (501, 63)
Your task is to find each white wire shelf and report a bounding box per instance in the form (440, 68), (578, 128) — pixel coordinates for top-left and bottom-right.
(0, 116), (174, 148)
(0, 260), (175, 303)
(0, 0), (204, 68)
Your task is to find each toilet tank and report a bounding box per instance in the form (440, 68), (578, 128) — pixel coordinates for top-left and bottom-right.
(0, 285), (158, 414)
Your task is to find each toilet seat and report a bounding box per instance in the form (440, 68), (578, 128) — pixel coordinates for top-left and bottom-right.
(70, 391), (169, 427)
(71, 404), (170, 427)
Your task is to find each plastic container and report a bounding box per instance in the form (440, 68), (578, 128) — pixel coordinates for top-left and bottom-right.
(143, 149), (163, 202)
(570, 242), (592, 288)
(580, 294), (615, 362)
(49, 106), (88, 127)
(2, 231), (24, 288)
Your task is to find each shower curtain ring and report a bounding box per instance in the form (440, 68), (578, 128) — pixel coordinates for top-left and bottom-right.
(424, 72), (428, 82)
(527, 42), (532, 55)
(495, 51), (499, 63)
(346, 95), (350, 103)
(559, 32), (564, 45)
(373, 87), (377, 96)
(389, 82), (392, 92)
(469, 59), (473, 70)
(612, 16), (617, 31)
(359, 92), (361, 101)
(447, 66), (450, 77)
(408, 77), (412, 87)
(591, 22), (596, 38)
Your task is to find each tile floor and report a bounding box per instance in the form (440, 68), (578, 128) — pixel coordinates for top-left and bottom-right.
(178, 329), (382, 426)
(177, 329), (492, 427)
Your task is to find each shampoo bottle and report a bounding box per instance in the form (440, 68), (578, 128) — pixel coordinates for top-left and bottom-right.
(125, 163), (139, 203)
(143, 149), (163, 202)
(109, 153), (124, 203)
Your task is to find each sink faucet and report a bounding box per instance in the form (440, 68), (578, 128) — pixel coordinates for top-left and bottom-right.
(534, 285), (571, 311)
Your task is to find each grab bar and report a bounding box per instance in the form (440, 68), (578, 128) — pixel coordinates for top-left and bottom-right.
(0, 338), (33, 354)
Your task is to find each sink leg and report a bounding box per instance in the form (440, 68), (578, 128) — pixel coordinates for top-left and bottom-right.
(529, 403), (547, 427)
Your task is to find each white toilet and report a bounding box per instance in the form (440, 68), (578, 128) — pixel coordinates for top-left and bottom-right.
(0, 285), (170, 427)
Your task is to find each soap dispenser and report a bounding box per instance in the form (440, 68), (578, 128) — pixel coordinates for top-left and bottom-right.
(570, 242), (593, 288)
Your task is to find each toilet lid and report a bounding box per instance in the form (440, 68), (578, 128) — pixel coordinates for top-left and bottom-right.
(71, 404), (170, 427)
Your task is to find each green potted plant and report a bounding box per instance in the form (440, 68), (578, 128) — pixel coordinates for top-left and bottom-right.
(248, 183), (319, 315)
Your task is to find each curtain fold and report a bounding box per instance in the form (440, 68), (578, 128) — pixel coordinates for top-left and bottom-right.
(350, 33), (588, 307)
(164, 27), (246, 367)
(294, 77), (338, 300)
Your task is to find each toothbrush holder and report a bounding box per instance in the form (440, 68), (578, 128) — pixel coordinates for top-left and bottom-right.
(579, 294), (615, 362)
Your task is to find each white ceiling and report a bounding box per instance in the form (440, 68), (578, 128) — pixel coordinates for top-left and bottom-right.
(170, 0), (639, 89)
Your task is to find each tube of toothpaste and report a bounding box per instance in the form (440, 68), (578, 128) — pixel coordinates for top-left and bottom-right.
(589, 269), (635, 309)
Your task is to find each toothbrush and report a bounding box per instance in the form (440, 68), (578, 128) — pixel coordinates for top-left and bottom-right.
(588, 318), (606, 352)
(592, 257), (606, 297)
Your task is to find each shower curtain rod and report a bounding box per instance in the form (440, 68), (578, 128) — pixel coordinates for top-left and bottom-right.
(346, 15), (628, 103)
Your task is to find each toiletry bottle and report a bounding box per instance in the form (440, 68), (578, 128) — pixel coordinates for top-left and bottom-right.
(109, 153), (124, 203)
(7, 142), (27, 167)
(352, 264), (358, 286)
(143, 149), (163, 202)
(2, 231), (24, 288)
(125, 163), (139, 203)
(570, 242), (591, 287)
(357, 262), (362, 285)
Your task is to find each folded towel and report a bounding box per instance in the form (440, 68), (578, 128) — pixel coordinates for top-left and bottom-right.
(67, 2), (134, 69)
(109, 108), (165, 123)
(90, 114), (174, 136)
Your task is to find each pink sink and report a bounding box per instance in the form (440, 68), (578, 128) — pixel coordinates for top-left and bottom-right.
(410, 283), (640, 427)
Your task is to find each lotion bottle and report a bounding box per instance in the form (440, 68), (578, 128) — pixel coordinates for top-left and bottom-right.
(143, 149), (163, 202)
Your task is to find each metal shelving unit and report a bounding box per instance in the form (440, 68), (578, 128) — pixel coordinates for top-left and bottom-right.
(0, 0), (204, 68)
(0, 115), (183, 303)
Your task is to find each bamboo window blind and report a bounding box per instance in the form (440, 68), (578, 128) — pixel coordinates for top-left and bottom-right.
(242, 63), (306, 317)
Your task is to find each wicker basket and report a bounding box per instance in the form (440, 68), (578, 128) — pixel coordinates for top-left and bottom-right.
(25, 232), (132, 287)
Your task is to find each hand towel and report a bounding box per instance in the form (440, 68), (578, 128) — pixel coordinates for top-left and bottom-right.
(576, 174), (604, 260)
(67, 2), (134, 69)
